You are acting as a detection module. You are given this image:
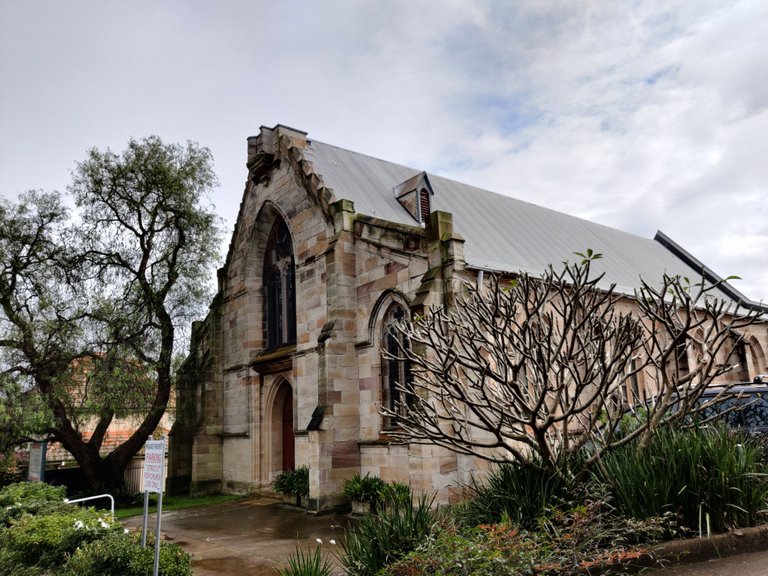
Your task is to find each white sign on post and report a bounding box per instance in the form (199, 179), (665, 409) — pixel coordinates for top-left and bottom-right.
(143, 439), (165, 493)
(141, 436), (166, 576)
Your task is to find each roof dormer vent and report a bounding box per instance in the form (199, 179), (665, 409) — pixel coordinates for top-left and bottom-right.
(394, 171), (434, 224)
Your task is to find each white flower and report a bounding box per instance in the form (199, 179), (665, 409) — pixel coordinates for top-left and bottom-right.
(316, 538), (323, 544)
(99, 519), (109, 529)
(124, 528), (129, 534)
(330, 539), (336, 545)
(73, 520), (85, 530)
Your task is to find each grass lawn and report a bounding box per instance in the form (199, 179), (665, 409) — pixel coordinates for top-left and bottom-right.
(115, 493), (244, 519)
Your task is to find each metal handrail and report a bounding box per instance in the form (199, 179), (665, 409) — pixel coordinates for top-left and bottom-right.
(64, 493), (115, 518)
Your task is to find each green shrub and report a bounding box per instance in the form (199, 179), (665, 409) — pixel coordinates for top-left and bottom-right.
(0, 481), (65, 505)
(277, 545), (333, 576)
(273, 469), (295, 495)
(537, 488), (673, 557)
(595, 426), (768, 533)
(340, 493), (437, 576)
(63, 531), (192, 576)
(384, 495), (670, 576)
(273, 466), (310, 497)
(455, 460), (576, 529)
(0, 453), (24, 490)
(343, 473), (386, 503)
(380, 481), (412, 505)
(0, 506), (121, 573)
(382, 523), (535, 576)
(0, 481), (68, 526)
(293, 466), (309, 498)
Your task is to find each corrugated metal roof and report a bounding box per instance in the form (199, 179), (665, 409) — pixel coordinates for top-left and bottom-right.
(303, 139), (731, 297)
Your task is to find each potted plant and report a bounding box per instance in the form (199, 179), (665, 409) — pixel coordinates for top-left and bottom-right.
(293, 466), (310, 507)
(343, 473), (386, 514)
(273, 469), (300, 506)
(273, 466), (310, 507)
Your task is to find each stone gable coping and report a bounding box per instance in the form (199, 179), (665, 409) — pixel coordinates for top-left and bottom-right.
(280, 134), (336, 226)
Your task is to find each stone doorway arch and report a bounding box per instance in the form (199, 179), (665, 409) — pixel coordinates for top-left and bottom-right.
(270, 380), (295, 473)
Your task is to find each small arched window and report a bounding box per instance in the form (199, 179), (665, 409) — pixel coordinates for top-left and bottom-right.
(665, 339), (690, 381)
(264, 219), (296, 348)
(728, 335), (750, 381)
(625, 358), (642, 405)
(382, 304), (413, 428)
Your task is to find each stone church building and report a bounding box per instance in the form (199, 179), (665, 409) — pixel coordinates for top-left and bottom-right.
(169, 124), (767, 511)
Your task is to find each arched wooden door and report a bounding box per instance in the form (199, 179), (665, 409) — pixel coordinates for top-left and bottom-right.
(282, 388), (295, 471)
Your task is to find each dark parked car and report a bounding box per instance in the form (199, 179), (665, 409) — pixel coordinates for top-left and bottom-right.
(694, 378), (768, 434)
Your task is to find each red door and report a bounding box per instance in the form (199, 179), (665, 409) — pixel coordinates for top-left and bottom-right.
(282, 390), (295, 470)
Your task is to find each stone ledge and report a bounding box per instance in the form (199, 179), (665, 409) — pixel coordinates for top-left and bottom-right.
(535, 524), (768, 574)
(648, 524), (768, 567)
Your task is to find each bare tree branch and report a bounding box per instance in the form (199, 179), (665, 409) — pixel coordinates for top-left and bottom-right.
(381, 254), (762, 477)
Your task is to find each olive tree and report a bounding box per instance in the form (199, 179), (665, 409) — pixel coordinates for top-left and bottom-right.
(0, 137), (222, 491)
(0, 191), (76, 459)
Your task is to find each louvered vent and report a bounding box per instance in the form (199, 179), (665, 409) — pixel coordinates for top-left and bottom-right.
(394, 172), (434, 224)
(419, 188), (430, 223)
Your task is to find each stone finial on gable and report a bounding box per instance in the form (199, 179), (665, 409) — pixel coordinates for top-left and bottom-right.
(247, 124), (308, 185)
(273, 124), (308, 149)
(247, 127), (277, 185)
(394, 171), (434, 224)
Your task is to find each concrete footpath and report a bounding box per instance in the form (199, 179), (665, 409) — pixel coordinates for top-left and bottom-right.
(123, 495), (350, 576)
(124, 495), (768, 575)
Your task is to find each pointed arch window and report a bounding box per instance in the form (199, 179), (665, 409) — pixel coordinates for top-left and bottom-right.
(624, 357), (647, 406)
(264, 219), (296, 348)
(382, 304), (413, 428)
(728, 334), (750, 381)
(665, 339), (690, 381)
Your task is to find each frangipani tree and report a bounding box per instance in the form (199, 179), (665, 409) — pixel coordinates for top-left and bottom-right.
(382, 252), (761, 477)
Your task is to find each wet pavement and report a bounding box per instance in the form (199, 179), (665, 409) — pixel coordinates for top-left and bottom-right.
(123, 495), (351, 576)
(124, 495), (768, 575)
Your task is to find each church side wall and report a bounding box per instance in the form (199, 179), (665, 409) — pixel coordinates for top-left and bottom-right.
(349, 213), (483, 503)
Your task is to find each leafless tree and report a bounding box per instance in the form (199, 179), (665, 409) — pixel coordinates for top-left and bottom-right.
(382, 252), (762, 477)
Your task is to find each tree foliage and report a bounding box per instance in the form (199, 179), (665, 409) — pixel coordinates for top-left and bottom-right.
(0, 191), (75, 457)
(382, 253), (761, 477)
(0, 137), (221, 490)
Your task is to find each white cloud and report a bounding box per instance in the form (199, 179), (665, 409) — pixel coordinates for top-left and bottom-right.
(1, 0), (766, 300)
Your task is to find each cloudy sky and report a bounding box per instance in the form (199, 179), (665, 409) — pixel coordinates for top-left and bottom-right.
(1, 1), (766, 302)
